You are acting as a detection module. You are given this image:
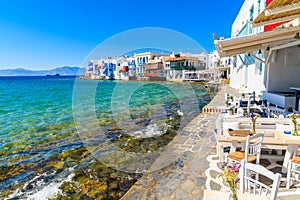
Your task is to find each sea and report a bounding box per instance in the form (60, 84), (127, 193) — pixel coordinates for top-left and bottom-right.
(0, 76), (214, 199)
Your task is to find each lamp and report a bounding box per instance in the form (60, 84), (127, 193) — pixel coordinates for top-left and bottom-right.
(294, 32), (300, 39)
(266, 46), (270, 51)
(258, 50), (262, 54)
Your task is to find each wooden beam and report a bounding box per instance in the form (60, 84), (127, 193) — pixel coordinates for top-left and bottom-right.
(252, 14), (300, 27)
(250, 52), (266, 63)
(265, 2), (300, 16)
(221, 34), (296, 51)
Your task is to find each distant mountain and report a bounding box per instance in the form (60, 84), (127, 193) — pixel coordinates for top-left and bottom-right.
(0, 66), (85, 76)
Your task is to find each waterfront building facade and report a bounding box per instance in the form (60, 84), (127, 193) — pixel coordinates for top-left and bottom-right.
(214, 0), (300, 111)
(208, 50), (232, 80)
(165, 53), (205, 80)
(229, 0), (266, 93)
(85, 51), (217, 82)
(134, 52), (169, 78)
(144, 55), (166, 80)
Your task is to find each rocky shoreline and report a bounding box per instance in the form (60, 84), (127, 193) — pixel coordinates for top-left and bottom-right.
(121, 84), (238, 199)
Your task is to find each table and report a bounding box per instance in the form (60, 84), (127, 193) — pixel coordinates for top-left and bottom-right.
(274, 131), (300, 173)
(221, 113), (244, 118)
(203, 190), (272, 200)
(217, 130), (287, 162)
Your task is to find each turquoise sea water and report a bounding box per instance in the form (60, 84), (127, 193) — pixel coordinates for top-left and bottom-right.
(0, 76), (213, 199)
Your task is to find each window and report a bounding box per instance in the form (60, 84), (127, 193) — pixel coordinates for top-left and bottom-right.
(257, 0), (261, 14)
(232, 56), (237, 67)
(250, 5), (254, 21)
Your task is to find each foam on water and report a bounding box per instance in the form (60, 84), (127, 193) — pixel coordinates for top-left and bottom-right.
(26, 171), (75, 200)
(129, 123), (165, 138)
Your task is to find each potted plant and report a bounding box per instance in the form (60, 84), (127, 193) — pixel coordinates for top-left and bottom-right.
(228, 107), (234, 115)
(288, 112), (299, 136)
(250, 113), (260, 134)
(218, 163), (241, 200)
(225, 100), (229, 106)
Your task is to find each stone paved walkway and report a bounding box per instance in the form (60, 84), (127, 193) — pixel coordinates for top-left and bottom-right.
(121, 84), (240, 200)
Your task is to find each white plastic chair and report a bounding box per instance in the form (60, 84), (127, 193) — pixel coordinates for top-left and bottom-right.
(286, 156), (300, 189)
(237, 107), (244, 115)
(226, 133), (264, 165)
(239, 160), (281, 200)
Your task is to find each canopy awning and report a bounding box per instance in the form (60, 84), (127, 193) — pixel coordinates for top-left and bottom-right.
(214, 25), (300, 58)
(252, 0), (300, 28)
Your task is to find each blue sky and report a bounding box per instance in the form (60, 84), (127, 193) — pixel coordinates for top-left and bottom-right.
(0, 0), (244, 70)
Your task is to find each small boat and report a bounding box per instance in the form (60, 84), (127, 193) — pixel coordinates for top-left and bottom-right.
(46, 73), (60, 77)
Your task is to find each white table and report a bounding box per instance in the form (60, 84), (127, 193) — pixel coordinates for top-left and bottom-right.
(221, 113), (244, 118)
(217, 130), (286, 162)
(203, 190), (272, 200)
(274, 131), (300, 173)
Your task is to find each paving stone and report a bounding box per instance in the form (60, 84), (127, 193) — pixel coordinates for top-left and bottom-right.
(261, 158), (272, 167)
(180, 130), (192, 136)
(181, 179), (196, 194)
(198, 131), (210, 138)
(175, 188), (191, 200)
(210, 181), (222, 191)
(209, 135), (217, 142)
(192, 145), (201, 151)
(190, 134), (202, 141)
(194, 160), (209, 171)
(179, 144), (194, 149)
(191, 189), (203, 200)
(181, 151), (195, 162)
(195, 177), (206, 187)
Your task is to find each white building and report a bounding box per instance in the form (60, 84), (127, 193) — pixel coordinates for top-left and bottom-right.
(208, 50), (232, 80)
(228, 0), (266, 93)
(214, 0), (300, 111)
(208, 50), (219, 70)
(134, 52), (169, 77)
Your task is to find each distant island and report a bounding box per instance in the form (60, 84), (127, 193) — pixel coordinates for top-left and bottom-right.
(0, 66), (85, 76)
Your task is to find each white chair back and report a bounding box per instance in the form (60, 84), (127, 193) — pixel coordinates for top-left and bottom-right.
(245, 133), (264, 164)
(239, 160), (281, 200)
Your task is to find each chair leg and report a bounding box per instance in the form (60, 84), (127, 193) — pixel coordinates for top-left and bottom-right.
(217, 143), (224, 162)
(225, 155), (228, 164)
(286, 160), (293, 189)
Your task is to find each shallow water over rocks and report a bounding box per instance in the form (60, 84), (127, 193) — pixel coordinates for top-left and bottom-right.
(0, 77), (214, 199)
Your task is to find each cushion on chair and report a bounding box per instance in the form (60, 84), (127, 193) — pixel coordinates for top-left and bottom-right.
(227, 151), (257, 163)
(291, 156), (300, 165)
